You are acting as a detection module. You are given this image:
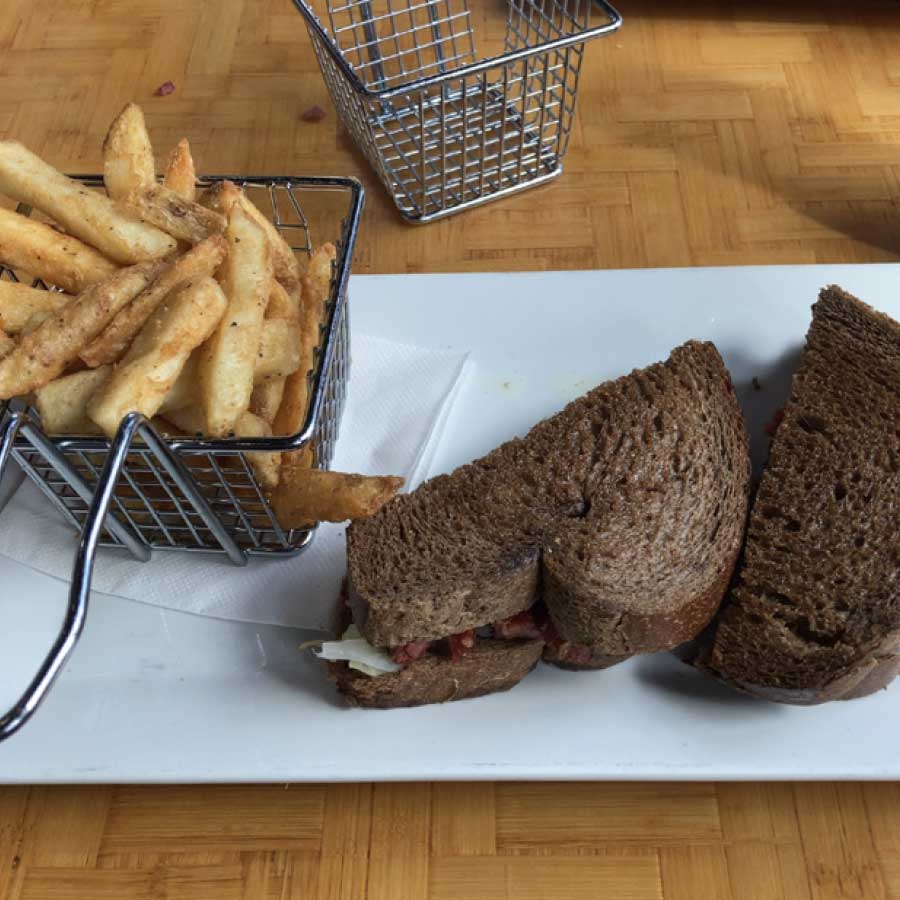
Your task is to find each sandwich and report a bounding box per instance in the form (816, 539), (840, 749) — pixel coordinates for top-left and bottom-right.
(694, 286), (900, 703)
(315, 339), (751, 708)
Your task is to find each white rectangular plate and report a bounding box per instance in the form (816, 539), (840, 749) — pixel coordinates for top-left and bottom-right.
(1, 263), (899, 783)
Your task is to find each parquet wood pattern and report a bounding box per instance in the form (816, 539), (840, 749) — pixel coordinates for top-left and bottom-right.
(1, 0), (899, 897)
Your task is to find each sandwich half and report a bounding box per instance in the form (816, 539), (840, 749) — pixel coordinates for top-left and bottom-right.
(695, 286), (900, 703)
(322, 340), (750, 708)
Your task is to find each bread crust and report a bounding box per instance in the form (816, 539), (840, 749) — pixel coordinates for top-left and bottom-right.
(545, 545), (741, 670)
(347, 544), (540, 648)
(331, 638), (543, 709)
(695, 643), (900, 704)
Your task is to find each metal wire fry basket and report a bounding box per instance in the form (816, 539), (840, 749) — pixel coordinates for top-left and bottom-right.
(293, 0), (621, 222)
(0, 174), (364, 740)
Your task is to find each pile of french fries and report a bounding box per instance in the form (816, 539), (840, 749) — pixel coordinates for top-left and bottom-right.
(0, 103), (401, 529)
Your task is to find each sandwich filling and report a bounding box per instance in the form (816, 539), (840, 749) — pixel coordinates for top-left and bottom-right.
(314, 606), (596, 676)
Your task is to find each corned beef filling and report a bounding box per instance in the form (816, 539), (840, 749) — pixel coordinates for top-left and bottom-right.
(389, 608), (595, 666)
(540, 621), (593, 665)
(390, 640), (431, 664)
(448, 629), (476, 661)
(493, 609), (544, 640)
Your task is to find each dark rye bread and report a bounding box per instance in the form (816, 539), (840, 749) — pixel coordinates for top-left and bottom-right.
(347, 341), (750, 666)
(699, 287), (900, 703)
(539, 344), (750, 666)
(331, 639), (544, 709)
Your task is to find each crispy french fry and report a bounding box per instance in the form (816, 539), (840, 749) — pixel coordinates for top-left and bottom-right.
(256, 318), (302, 380)
(305, 242), (336, 319)
(103, 102), (155, 201)
(272, 469), (403, 528)
(272, 334), (314, 439)
(0, 207), (118, 294)
(80, 233), (227, 367)
(124, 184), (226, 244)
(202, 180), (301, 288)
(35, 367), (111, 435)
(265, 278), (299, 323)
(283, 277), (303, 316)
(0, 141), (176, 264)
(249, 378), (286, 425)
(0, 281), (71, 334)
(160, 403), (205, 436)
(150, 415), (186, 437)
(0, 328), (13, 359)
(200, 179), (241, 215)
(87, 278), (227, 437)
(157, 354), (199, 413)
(234, 410), (281, 490)
(162, 138), (196, 202)
(273, 243), (335, 443)
(249, 280), (297, 423)
(198, 204), (273, 436)
(0, 262), (162, 398)
(160, 318), (301, 414)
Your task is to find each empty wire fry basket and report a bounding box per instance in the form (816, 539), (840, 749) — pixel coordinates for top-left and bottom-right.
(293, 0), (621, 222)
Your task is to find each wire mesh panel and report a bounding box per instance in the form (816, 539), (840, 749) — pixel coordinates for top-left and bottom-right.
(327, 0), (477, 89)
(294, 0), (620, 221)
(0, 175), (364, 560)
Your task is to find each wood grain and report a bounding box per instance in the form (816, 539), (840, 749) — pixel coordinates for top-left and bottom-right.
(1, 0), (899, 897)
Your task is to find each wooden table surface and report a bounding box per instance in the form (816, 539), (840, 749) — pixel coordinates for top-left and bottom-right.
(1, 1), (899, 898)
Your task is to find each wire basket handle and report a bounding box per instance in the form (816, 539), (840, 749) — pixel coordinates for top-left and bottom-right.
(0, 413), (247, 742)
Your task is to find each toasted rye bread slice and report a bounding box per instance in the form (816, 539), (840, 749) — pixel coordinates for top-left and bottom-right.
(541, 646), (630, 671)
(696, 287), (900, 703)
(538, 340), (749, 662)
(347, 341), (750, 666)
(331, 639), (543, 709)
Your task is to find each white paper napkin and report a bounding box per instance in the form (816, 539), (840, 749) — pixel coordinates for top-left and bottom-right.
(0, 334), (469, 631)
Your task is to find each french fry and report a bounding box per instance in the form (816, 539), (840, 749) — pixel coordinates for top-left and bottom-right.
(273, 365), (316, 472)
(159, 403), (206, 436)
(202, 180), (301, 288)
(0, 328), (13, 359)
(305, 242), (336, 319)
(0, 141), (176, 264)
(160, 318), (301, 414)
(233, 410), (281, 490)
(200, 179), (241, 215)
(256, 318), (302, 380)
(265, 278), (299, 323)
(162, 138), (196, 203)
(198, 204), (273, 436)
(249, 378), (286, 425)
(0, 207), (118, 294)
(80, 233), (227, 367)
(124, 184), (226, 244)
(157, 355), (199, 413)
(273, 243), (336, 443)
(0, 280), (71, 334)
(35, 367), (111, 435)
(272, 469), (403, 528)
(0, 262), (162, 398)
(103, 102), (155, 201)
(87, 278), (227, 437)
(249, 280), (298, 424)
